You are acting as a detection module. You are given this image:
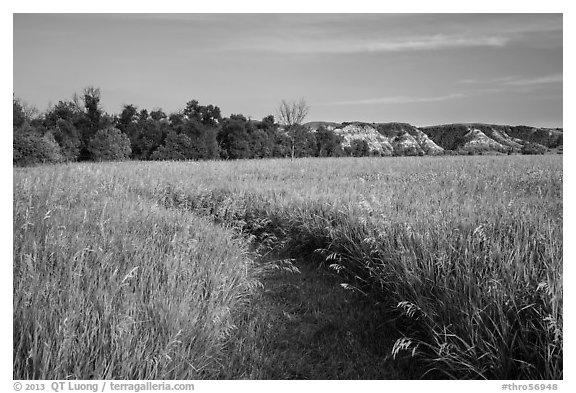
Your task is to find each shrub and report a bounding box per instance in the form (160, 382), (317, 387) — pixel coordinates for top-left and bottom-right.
(52, 119), (82, 162)
(350, 139), (371, 157)
(151, 132), (194, 161)
(13, 125), (64, 166)
(521, 142), (548, 155)
(88, 127), (132, 161)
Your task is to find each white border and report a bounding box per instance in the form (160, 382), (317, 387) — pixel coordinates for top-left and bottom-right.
(4, 2), (572, 392)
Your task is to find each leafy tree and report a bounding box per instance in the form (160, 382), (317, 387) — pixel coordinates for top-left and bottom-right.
(150, 109), (167, 121)
(229, 113), (247, 122)
(99, 113), (116, 130)
(118, 105), (166, 159)
(151, 132), (194, 161)
(273, 131), (292, 158)
(13, 124), (63, 166)
(171, 115), (218, 160)
(521, 142), (547, 155)
(219, 116), (252, 159)
(169, 112), (185, 128)
(261, 115), (276, 130)
(292, 125), (317, 158)
(87, 127), (131, 161)
(250, 128), (274, 158)
(253, 115), (280, 158)
(185, 121), (220, 160)
(65, 86), (107, 160)
(316, 126), (344, 157)
(83, 86), (102, 135)
(44, 100), (82, 129)
(200, 104), (221, 127)
(42, 100), (85, 161)
(139, 109), (149, 122)
(52, 119), (82, 161)
(184, 100), (222, 127)
(183, 100), (202, 122)
(132, 119), (168, 160)
(117, 104), (139, 134)
(13, 97), (26, 128)
(349, 139), (371, 157)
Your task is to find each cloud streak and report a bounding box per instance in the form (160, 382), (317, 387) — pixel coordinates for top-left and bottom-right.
(229, 34), (509, 55)
(503, 74), (563, 86)
(342, 35), (508, 54)
(321, 93), (465, 106)
(460, 74), (562, 86)
(205, 14), (559, 55)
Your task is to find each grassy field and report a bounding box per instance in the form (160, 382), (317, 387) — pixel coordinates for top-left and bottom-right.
(13, 155), (562, 379)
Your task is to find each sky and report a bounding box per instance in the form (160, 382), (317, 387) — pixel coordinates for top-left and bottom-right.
(13, 13), (563, 127)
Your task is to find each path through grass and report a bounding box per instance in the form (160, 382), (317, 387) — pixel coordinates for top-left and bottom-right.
(217, 256), (414, 379)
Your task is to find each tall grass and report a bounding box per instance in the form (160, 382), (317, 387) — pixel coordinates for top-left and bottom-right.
(13, 165), (258, 379)
(14, 156), (562, 379)
(130, 156), (561, 379)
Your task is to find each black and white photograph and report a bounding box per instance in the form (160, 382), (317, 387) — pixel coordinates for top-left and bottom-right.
(10, 3), (566, 388)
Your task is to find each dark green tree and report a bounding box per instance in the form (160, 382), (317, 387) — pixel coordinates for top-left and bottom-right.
(179, 119), (219, 160)
(13, 97), (26, 128)
(13, 124), (63, 166)
(521, 142), (547, 155)
(169, 111), (185, 128)
(83, 86), (102, 135)
(151, 132), (194, 161)
(44, 101), (81, 129)
(87, 127), (131, 161)
(349, 139), (371, 157)
(183, 100), (222, 127)
(316, 126), (344, 157)
(218, 116), (252, 159)
(150, 109), (167, 121)
(52, 119), (82, 161)
(292, 125), (317, 158)
(131, 116), (169, 160)
(261, 115), (276, 130)
(117, 104), (139, 134)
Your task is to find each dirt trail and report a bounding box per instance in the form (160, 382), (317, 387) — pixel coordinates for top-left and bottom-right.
(217, 257), (415, 379)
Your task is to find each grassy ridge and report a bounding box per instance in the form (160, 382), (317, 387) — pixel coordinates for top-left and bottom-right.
(13, 156), (562, 379)
(13, 165), (258, 379)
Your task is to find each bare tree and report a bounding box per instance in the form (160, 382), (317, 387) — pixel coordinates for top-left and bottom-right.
(72, 92), (84, 111)
(17, 99), (40, 122)
(277, 98), (310, 159)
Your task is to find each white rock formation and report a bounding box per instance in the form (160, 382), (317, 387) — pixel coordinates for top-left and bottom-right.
(333, 123), (394, 156)
(461, 129), (507, 152)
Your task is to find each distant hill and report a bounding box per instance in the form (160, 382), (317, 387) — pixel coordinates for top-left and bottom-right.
(374, 122), (444, 155)
(305, 121), (563, 156)
(421, 124), (563, 154)
(305, 121), (341, 131)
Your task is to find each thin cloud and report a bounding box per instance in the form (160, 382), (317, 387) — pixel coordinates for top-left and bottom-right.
(234, 34), (509, 55)
(360, 35), (508, 53)
(322, 93), (465, 106)
(460, 74), (562, 86)
(503, 74), (563, 86)
(460, 76), (518, 84)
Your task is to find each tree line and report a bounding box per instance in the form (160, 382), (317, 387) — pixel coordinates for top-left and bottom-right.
(13, 88), (365, 166)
